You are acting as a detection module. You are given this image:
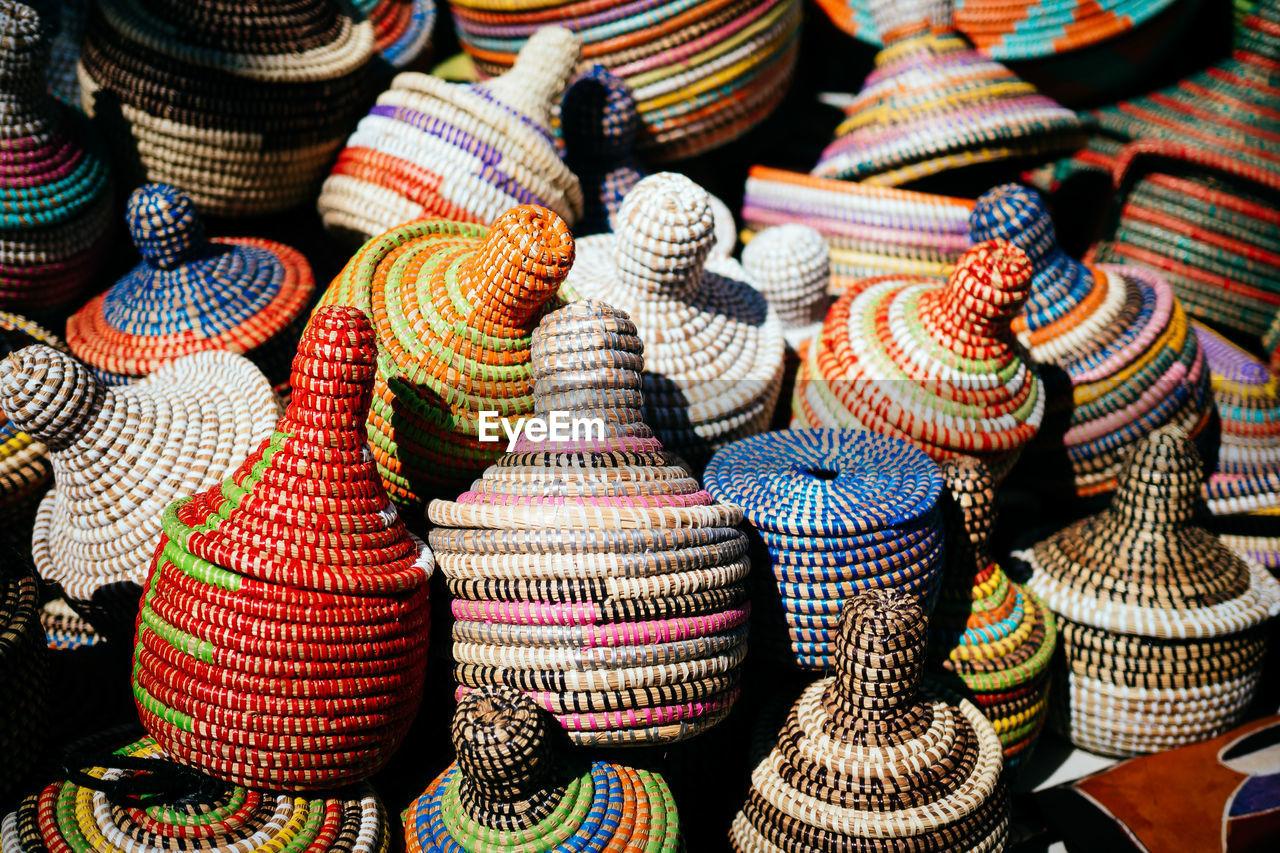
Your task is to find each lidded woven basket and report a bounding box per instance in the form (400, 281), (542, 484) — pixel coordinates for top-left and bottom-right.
(427, 300), (749, 746)
(1019, 426), (1280, 757)
(740, 223), (832, 343)
(319, 204), (575, 506)
(132, 306), (434, 789)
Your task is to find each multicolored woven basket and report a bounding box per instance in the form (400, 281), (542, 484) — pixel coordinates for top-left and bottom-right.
(39, 597), (99, 650)
(66, 184), (315, 390)
(133, 306), (434, 790)
(794, 240), (1045, 480)
(932, 456), (1056, 771)
(728, 589), (1009, 853)
(0, 345), (279, 639)
(971, 183), (1212, 498)
(1, 737), (393, 853)
(318, 204), (574, 506)
(406, 685), (682, 851)
(318, 27), (583, 244)
(704, 428), (944, 671)
(1195, 323), (1280, 572)
(811, 0), (1085, 185)
(1020, 427), (1280, 757)
(562, 172), (785, 469)
(740, 166), (973, 295)
(448, 0), (802, 162)
(0, 555), (46, 800)
(354, 0), (435, 68)
(740, 224), (832, 343)
(427, 300), (749, 746)
(78, 0), (374, 217)
(1, 1), (112, 315)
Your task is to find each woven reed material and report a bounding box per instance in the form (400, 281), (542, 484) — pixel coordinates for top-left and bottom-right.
(1019, 427), (1280, 757)
(1, 737), (392, 853)
(353, 0), (436, 68)
(78, 0), (374, 217)
(0, 344), (279, 639)
(0, 556), (46, 800)
(318, 27), (583, 245)
(741, 224), (832, 338)
(794, 240), (1045, 481)
(67, 183), (314, 389)
(39, 597), (99, 650)
(740, 166), (973, 296)
(319, 204), (574, 506)
(428, 300), (748, 746)
(705, 428), (944, 671)
(448, 0), (802, 162)
(0, 1), (112, 315)
(931, 456), (1055, 771)
(1194, 322), (1280, 571)
(406, 685), (682, 850)
(0, 313), (63, 545)
(131, 306), (434, 790)
(811, 0), (1085, 185)
(729, 589), (1008, 853)
(45, 0), (89, 106)
(561, 172), (785, 470)
(971, 183), (1212, 498)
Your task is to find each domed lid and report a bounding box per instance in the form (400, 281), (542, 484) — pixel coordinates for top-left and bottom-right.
(561, 173), (785, 462)
(0, 312), (64, 509)
(66, 184), (314, 381)
(163, 307), (429, 596)
(741, 223), (832, 330)
(811, 0), (1084, 184)
(428, 299), (742, 531)
(1021, 426), (1280, 638)
(0, 344), (279, 601)
(731, 589), (1006, 850)
(932, 456), (1056, 689)
(319, 204), (575, 505)
(798, 240), (1044, 478)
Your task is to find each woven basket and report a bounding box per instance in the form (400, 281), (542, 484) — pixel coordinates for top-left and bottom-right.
(0, 1), (112, 315)
(971, 183), (1212, 498)
(45, 0), (88, 107)
(67, 183), (314, 392)
(447, 0), (801, 162)
(561, 173), (785, 470)
(729, 589), (1008, 853)
(1019, 427), (1280, 757)
(931, 456), (1056, 772)
(427, 300), (748, 747)
(705, 428), (944, 671)
(78, 0), (374, 217)
(0, 344), (279, 641)
(794, 240), (1045, 481)
(40, 597), (99, 650)
(811, 0), (1086, 185)
(318, 27), (583, 245)
(352, 0), (436, 68)
(2, 736), (392, 853)
(406, 684), (682, 850)
(741, 224), (832, 348)
(318, 204), (574, 506)
(0, 554), (46, 800)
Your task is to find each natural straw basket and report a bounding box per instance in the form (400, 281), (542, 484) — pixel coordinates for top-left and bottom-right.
(741, 223), (832, 347)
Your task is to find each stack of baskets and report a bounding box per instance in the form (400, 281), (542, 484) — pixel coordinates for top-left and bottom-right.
(932, 456), (1056, 771)
(78, 0), (375, 216)
(66, 184), (314, 391)
(811, 0), (1085, 185)
(318, 205), (574, 505)
(355, 0), (435, 68)
(406, 685), (682, 851)
(740, 167), (973, 293)
(1195, 323), (1280, 571)
(562, 172), (785, 468)
(427, 300), (751, 746)
(0, 556), (45, 800)
(970, 183), (1212, 497)
(2, 737), (393, 853)
(728, 589), (1009, 852)
(1, 1), (111, 314)
(705, 428), (944, 670)
(132, 307), (434, 789)
(447, 0), (803, 161)
(740, 224), (832, 346)
(318, 27), (583, 244)
(0, 313), (64, 545)
(1020, 427), (1280, 756)
(794, 241), (1045, 480)
(0, 344), (279, 638)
